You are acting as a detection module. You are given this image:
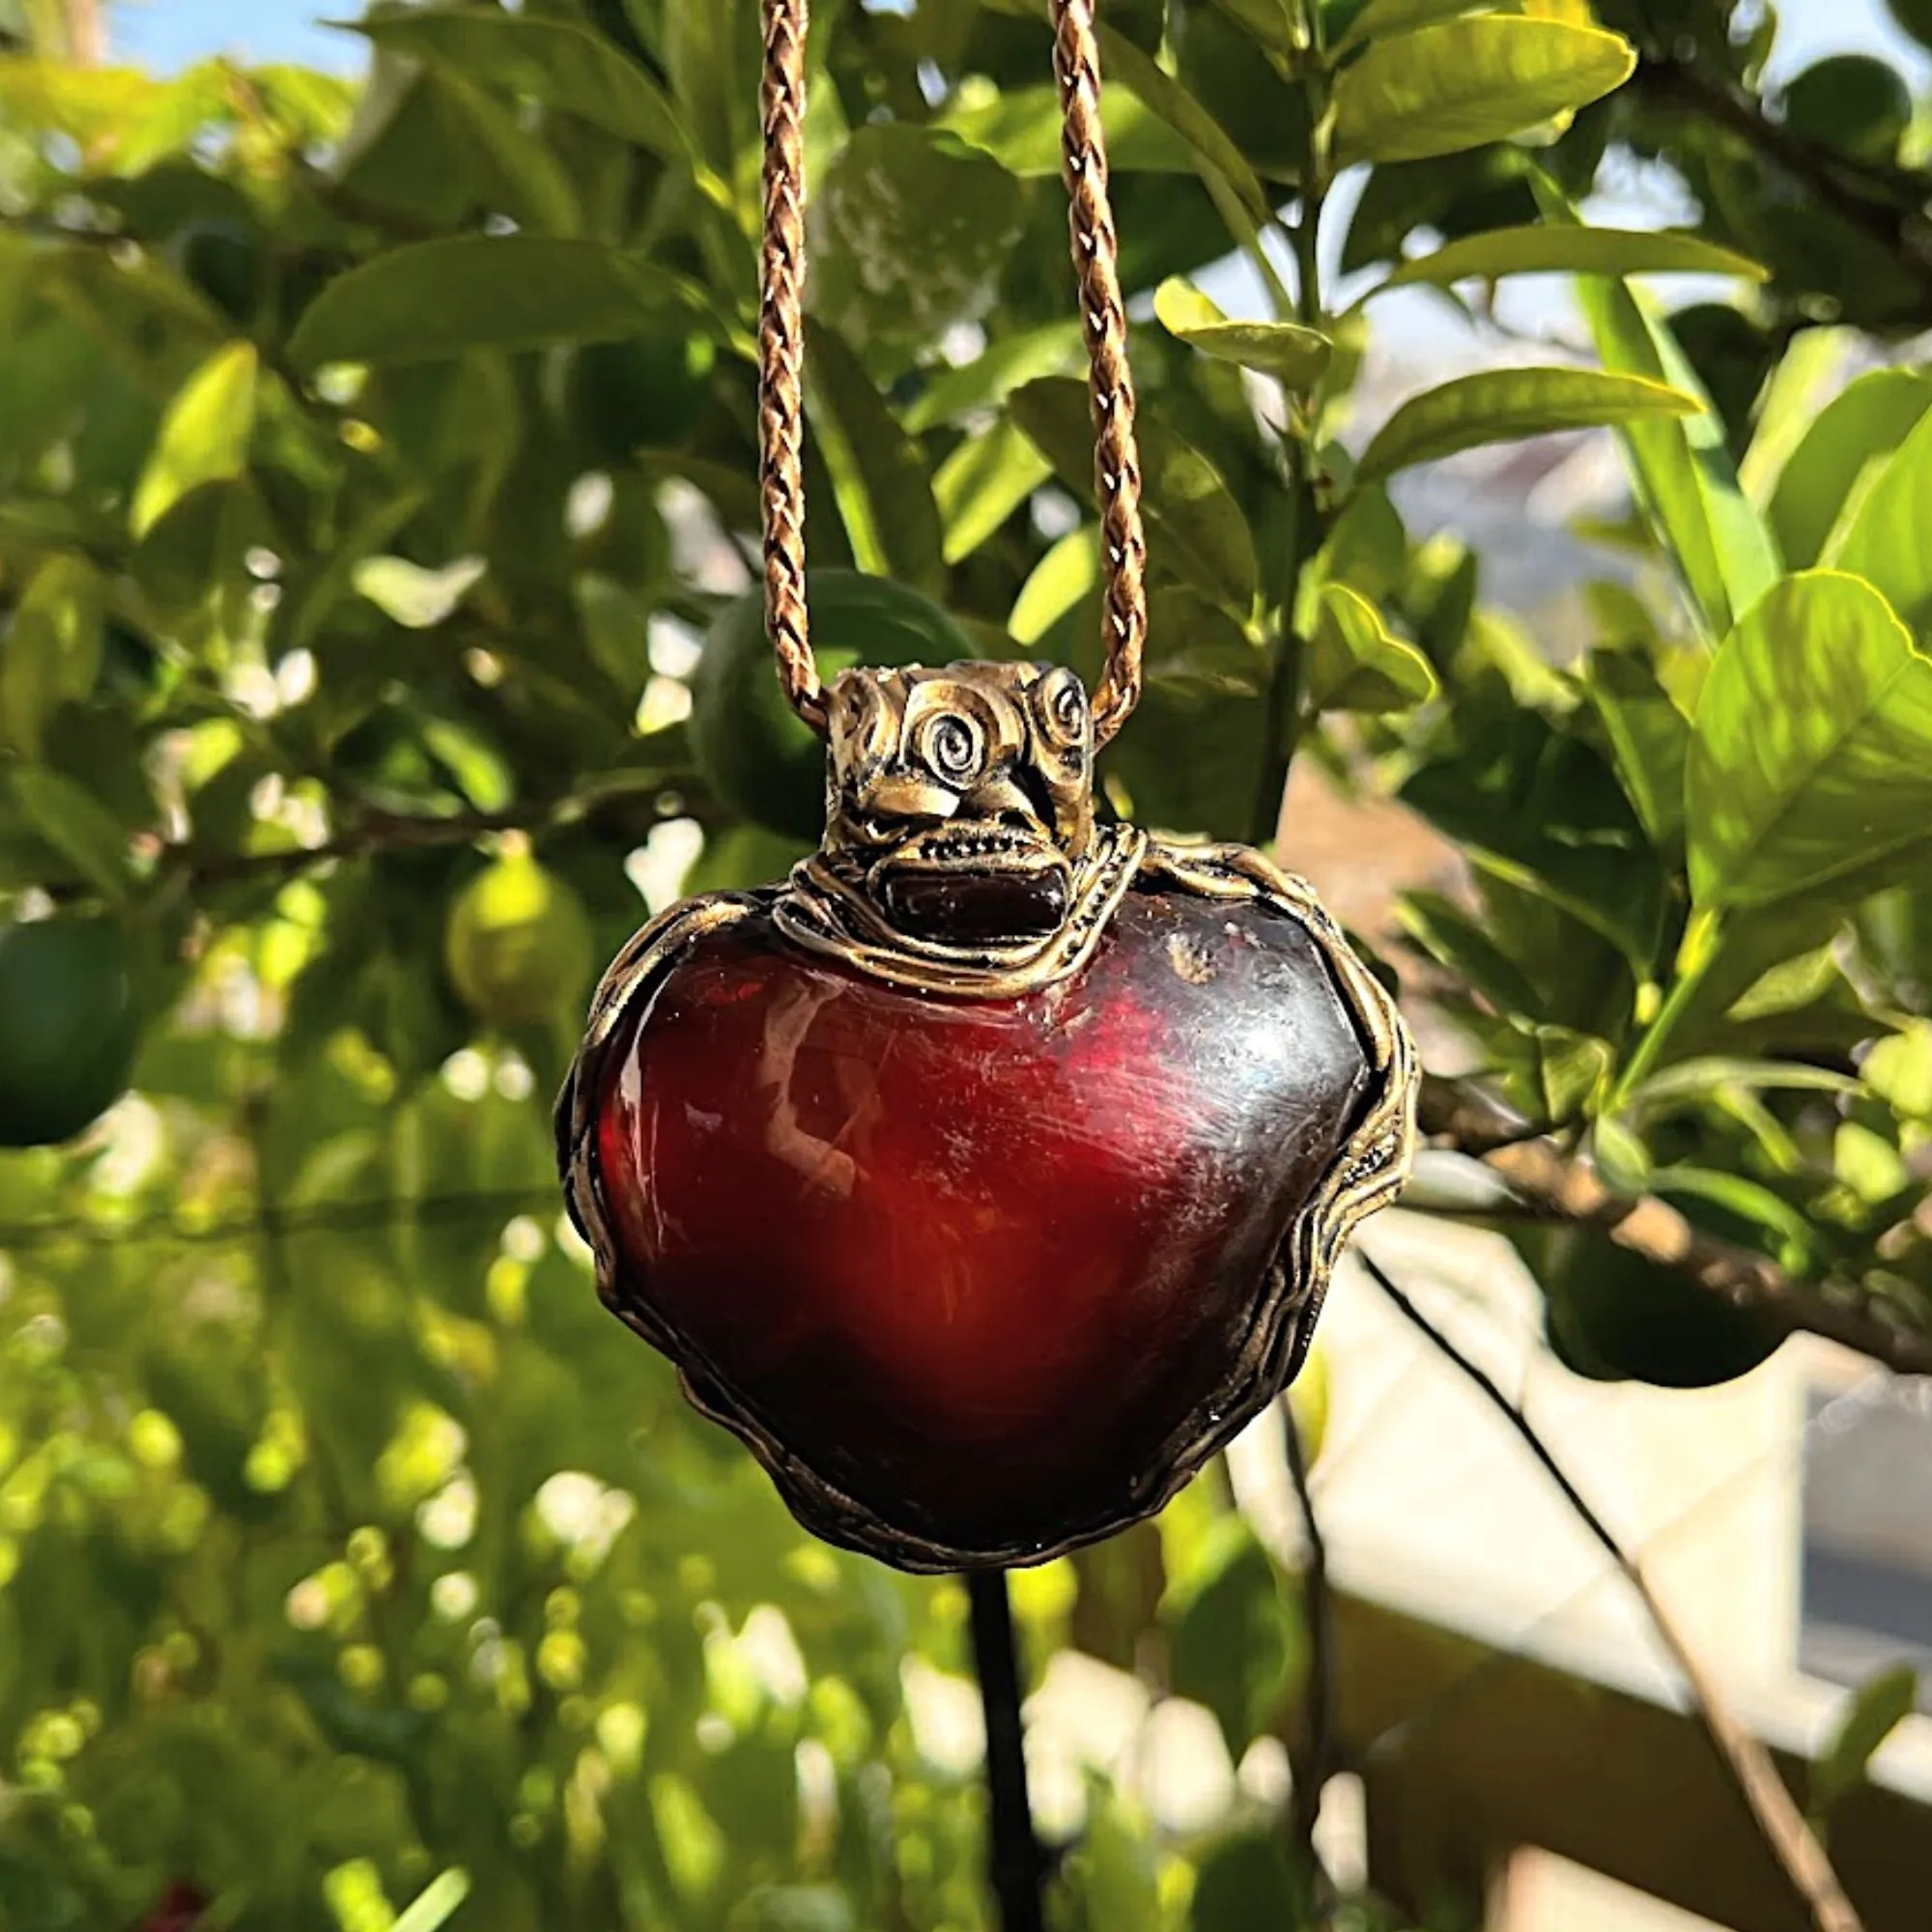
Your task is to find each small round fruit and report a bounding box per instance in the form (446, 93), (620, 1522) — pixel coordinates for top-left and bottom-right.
(1531, 1227), (1782, 1389)
(165, 218), (265, 325)
(1885, 0), (1932, 57)
(564, 331), (717, 464)
(444, 854), (594, 1028)
(1783, 55), (1913, 163)
(0, 917), (140, 1149)
(690, 570), (982, 841)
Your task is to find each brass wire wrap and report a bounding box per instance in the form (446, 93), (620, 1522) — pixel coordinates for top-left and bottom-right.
(756, 0), (1151, 745)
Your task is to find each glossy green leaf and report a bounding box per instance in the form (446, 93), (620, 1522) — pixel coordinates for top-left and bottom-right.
(934, 418), (1053, 566)
(1573, 270), (1780, 640)
(1629, 1057), (1859, 1106)
(1010, 527), (1101, 646)
(1376, 225), (1764, 295)
(1812, 1666), (1918, 1816)
(1688, 571), (1932, 911)
(352, 555), (489, 631)
(1190, 1833), (1307, 1932)
(1009, 377), (1258, 611)
(1096, 25), (1272, 224)
(1336, 0), (1527, 52)
(1403, 706), (1664, 965)
(0, 553), (104, 759)
(1333, 18), (1636, 168)
(943, 81), (1190, 178)
(1355, 366), (1697, 485)
(289, 238), (712, 369)
(1771, 368), (1932, 573)
(1583, 645), (1691, 846)
(1825, 404), (1932, 634)
(1305, 583), (1439, 713)
(130, 340), (258, 538)
(1162, 1517), (1305, 1758)
(902, 321), (1084, 434)
(351, 8), (691, 157)
(807, 327), (945, 596)
(1153, 278), (1332, 389)
(8, 765), (129, 901)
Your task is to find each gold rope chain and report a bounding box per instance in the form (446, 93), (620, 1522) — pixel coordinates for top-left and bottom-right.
(757, 0), (1150, 749)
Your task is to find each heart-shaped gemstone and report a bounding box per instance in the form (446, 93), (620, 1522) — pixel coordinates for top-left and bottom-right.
(587, 878), (1377, 1567)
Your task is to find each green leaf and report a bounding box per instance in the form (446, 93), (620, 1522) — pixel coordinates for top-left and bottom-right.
(1582, 645), (1691, 846)
(1305, 584), (1439, 714)
(1355, 366), (1697, 485)
(941, 82), (1192, 179)
(8, 765), (129, 901)
(1687, 571), (1932, 912)
(429, 70), (584, 238)
(1628, 1057), (1859, 1107)
(1864, 1021), (1932, 1120)
(1770, 368), (1932, 573)
(1483, 1019), (1614, 1127)
(902, 321), (1084, 434)
(289, 238), (713, 369)
(1190, 1832), (1308, 1932)
(1336, 0), (1529, 53)
(1403, 707), (1664, 965)
(0, 553), (104, 759)
(934, 418), (1053, 566)
(1096, 25), (1273, 225)
(1153, 279), (1332, 390)
(130, 340), (258, 538)
(1010, 527), (1100, 647)
(1009, 378), (1257, 611)
(352, 555), (489, 630)
(1333, 18), (1636, 168)
(1376, 225), (1765, 295)
(1812, 1666), (1918, 1817)
(1162, 1517), (1305, 1758)
(1572, 269), (1780, 639)
(807, 327), (945, 596)
(350, 8), (691, 158)
(1825, 403), (1932, 635)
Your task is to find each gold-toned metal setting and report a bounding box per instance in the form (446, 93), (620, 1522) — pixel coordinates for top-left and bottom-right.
(557, 662), (1419, 1573)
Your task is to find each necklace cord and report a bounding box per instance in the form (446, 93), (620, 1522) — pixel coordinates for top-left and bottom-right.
(756, 0), (1150, 747)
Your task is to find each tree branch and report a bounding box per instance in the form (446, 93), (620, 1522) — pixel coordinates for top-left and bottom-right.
(1417, 1076), (1932, 1379)
(1357, 1250), (1867, 1932)
(1634, 55), (1932, 281)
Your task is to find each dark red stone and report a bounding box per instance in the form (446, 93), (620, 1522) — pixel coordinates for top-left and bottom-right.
(593, 882), (1371, 1561)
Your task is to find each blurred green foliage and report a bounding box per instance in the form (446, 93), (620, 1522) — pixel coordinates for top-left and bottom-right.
(2, 0), (1932, 1925)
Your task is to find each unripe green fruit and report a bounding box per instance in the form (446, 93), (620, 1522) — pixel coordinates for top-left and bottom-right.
(1885, 0), (1932, 58)
(444, 855), (594, 1028)
(1783, 55), (1913, 164)
(564, 331), (717, 465)
(690, 571), (983, 841)
(0, 917), (140, 1148)
(165, 218), (265, 325)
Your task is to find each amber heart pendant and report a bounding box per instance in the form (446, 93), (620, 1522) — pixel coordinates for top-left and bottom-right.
(557, 662), (1417, 1573)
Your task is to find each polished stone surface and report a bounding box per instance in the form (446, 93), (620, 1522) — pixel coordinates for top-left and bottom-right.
(594, 884), (1372, 1557)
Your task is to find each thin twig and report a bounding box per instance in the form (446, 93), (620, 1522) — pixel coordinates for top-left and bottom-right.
(1283, 1404), (1336, 1903)
(967, 1573), (1046, 1932)
(1358, 1250), (1867, 1932)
